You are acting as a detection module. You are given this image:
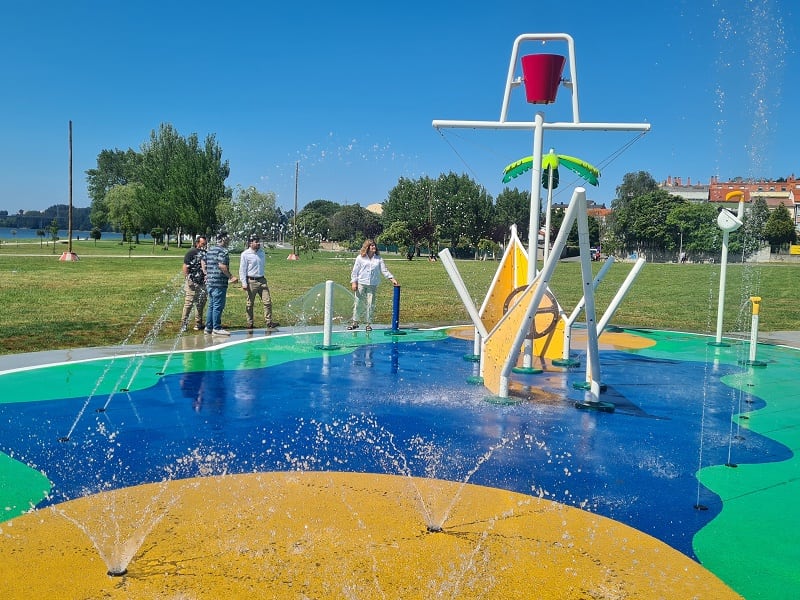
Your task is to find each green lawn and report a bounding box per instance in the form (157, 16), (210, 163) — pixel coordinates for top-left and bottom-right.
(1, 237), (798, 355)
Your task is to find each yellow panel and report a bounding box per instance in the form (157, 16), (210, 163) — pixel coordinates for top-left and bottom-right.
(483, 283), (539, 395)
(482, 240), (528, 329)
(534, 319), (565, 358)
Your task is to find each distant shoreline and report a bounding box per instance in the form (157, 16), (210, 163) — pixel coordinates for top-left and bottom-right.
(0, 227), (151, 242)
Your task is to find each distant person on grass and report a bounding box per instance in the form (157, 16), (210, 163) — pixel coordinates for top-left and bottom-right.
(348, 239), (398, 332)
(239, 234), (280, 330)
(180, 236), (207, 331)
(203, 231), (238, 336)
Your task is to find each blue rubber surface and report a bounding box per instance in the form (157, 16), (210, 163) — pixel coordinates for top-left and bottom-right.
(0, 330), (788, 563)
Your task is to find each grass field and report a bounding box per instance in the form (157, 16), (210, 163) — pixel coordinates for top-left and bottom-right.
(1, 237), (798, 356)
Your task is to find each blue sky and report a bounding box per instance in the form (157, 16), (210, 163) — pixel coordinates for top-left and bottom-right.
(0, 0), (795, 216)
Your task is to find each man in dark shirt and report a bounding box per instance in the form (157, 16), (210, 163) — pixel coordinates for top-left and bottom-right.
(180, 236), (207, 331)
(202, 231), (238, 336)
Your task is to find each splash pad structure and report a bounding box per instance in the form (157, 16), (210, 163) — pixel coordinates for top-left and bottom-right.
(433, 33), (650, 404)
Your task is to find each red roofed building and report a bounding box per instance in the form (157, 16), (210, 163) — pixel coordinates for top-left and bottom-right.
(661, 175), (800, 227)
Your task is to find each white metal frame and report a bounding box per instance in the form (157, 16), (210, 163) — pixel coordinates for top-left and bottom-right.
(432, 33), (651, 398)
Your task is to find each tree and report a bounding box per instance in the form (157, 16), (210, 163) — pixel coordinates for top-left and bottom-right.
(90, 227), (102, 245)
(328, 204), (381, 243)
(763, 202), (797, 252)
(615, 171), (659, 205)
(48, 219), (59, 253)
(135, 124), (186, 247)
(301, 199), (342, 218)
(36, 229), (45, 247)
(477, 238), (500, 260)
(296, 210), (330, 242)
(740, 196), (770, 257)
(383, 176), (437, 254)
(217, 186), (279, 242)
(611, 186), (686, 256)
(494, 187), (530, 242)
(86, 149), (141, 229)
(105, 183), (144, 244)
(665, 202), (720, 259)
(178, 132), (230, 239)
(133, 123), (230, 247)
(432, 172), (494, 254)
(378, 221), (413, 256)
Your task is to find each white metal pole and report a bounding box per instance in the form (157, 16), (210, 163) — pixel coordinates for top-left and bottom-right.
(749, 297), (762, 363)
(715, 230), (730, 345)
(543, 162), (555, 264)
(438, 249), (490, 340)
(576, 202), (601, 398)
(562, 257), (615, 360)
(527, 112), (545, 281)
(521, 112), (546, 370)
(597, 258), (646, 332)
(322, 279), (334, 347)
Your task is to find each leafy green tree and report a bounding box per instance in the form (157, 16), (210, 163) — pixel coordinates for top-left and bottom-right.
(106, 184), (144, 244)
(217, 186), (278, 242)
(494, 187), (530, 242)
(90, 227), (102, 245)
(763, 202), (797, 252)
(432, 172), (494, 253)
(133, 123), (230, 247)
(740, 196), (770, 257)
(295, 210), (330, 241)
(611, 187), (686, 255)
(328, 204), (381, 242)
(86, 149), (141, 229)
(48, 219), (59, 253)
(178, 132), (230, 239)
(383, 176), (436, 252)
(378, 221), (413, 256)
(301, 199), (342, 218)
(36, 229), (45, 247)
(666, 202), (720, 258)
(615, 171), (660, 205)
(477, 238), (500, 260)
(150, 227), (164, 252)
(295, 233), (321, 257)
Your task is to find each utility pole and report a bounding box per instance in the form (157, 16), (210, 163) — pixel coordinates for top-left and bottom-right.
(288, 161), (299, 260)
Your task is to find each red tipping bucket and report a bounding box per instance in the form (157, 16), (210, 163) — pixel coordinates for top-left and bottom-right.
(521, 54), (566, 104)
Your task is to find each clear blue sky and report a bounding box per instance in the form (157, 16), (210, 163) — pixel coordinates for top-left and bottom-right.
(0, 0), (795, 216)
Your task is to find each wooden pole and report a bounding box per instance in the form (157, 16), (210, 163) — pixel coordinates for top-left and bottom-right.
(293, 161), (298, 257)
(68, 120), (73, 254)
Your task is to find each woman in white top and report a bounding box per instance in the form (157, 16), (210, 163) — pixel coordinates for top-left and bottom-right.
(348, 239), (398, 331)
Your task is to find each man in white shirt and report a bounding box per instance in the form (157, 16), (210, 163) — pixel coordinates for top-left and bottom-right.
(239, 235), (279, 329)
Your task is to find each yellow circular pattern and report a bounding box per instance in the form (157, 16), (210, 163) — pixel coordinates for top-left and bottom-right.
(0, 472), (739, 599)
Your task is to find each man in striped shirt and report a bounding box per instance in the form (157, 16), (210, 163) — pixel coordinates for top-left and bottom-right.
(202, 231), (238, 336)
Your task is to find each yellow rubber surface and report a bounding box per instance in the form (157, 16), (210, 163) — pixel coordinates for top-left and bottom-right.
(0, 472), (740, 599)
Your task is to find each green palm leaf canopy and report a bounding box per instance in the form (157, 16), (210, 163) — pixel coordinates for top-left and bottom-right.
(502, 152), (601, 186)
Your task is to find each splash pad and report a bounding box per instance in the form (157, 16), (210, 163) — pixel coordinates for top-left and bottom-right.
(1, 324), (799, 598)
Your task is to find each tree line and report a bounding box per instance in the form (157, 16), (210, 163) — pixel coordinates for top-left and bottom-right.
(83, 122), (796, 259)
(0, 206), (93, 231)
(609, 171), (796, 261)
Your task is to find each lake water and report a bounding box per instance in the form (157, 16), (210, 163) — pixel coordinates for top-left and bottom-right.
(0, 227), (150, 241)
